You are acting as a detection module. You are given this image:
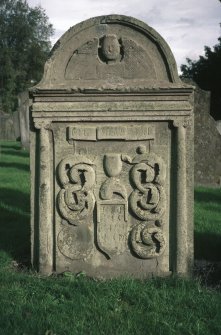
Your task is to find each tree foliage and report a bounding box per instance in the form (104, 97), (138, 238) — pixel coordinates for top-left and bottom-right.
(0, 0), (54, 113)
(181, 32), (221, 120)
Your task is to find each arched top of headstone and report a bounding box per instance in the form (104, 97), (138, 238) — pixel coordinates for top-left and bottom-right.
(36, 15), (185, 91)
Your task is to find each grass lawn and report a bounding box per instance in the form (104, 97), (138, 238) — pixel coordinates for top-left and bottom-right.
(0, 141), (221, 335)
(195, 187), (221, 262)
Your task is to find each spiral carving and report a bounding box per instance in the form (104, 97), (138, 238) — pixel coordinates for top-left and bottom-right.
(129, 150), (166, 221)
(131, 222), (166, 259)
(57, 156), (95, 225)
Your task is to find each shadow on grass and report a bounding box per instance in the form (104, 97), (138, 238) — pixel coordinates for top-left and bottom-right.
(194, 188), (221, 204)
(0, 143), (21, 150)
(0, 188), (30, 265)
(1, 150), (30, 158)
(0, 141), (29, 158)
(195, 231), (221, 262)
(0, 162), (29, 171)
(194, 187), (221, 264)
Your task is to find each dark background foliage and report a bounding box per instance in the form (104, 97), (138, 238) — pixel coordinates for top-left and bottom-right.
(181, 28), (221, 120)
(0, 0), (54, 113)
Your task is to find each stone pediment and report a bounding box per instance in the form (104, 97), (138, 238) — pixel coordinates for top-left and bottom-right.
(35, 15), (184, 91)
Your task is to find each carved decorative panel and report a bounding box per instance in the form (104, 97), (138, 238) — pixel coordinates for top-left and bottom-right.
(65, 35), (156, 81)
(55, 125), (167, 262)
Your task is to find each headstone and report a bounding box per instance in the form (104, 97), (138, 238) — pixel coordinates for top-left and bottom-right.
(30, 15), (194, 278)
(182, 79), (221, 186)
(193, 85), (221, 186)
(0, 111), (15, 140)
(12, 110), (20, 140)
(17, 91), (30, 149)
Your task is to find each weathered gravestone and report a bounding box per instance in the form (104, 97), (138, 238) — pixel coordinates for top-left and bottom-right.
(17, 91), (30, 150)
(12, 110), (20, 141)
(30, 15), (194, 278)
(182, 79), (221, 187)
(0, 98), (16, 141)
(193, 84), (221, 186)
(0, 111), (15, 140)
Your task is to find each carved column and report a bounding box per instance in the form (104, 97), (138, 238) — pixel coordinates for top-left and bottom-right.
(173, 119), (189, 275)
(34, 120), (53, 274)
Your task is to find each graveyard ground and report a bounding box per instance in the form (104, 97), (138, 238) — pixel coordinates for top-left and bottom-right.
(0, 141), (221, 335)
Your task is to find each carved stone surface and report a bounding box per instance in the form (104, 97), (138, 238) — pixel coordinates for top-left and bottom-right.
(57, 225), (93, 260)
(100, 35), (122, 63)
(131, 222), (166, 259)
(65, 36), (156, 81)
(57, 156), (95, 225)
(129, 147), (166, 221)
(30, 15), (194, 278)
(97, 153), (128, 257)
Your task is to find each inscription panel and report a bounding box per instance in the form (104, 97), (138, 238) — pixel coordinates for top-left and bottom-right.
(68, 125), (155, 141)
(68, 126), (97, 141)
(97, 126), (127, 140)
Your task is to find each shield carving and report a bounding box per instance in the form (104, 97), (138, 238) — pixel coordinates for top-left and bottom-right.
(97, 201), (128, 258)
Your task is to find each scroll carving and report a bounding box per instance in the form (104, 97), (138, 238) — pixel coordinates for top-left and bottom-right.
(128, 145), (166, 259)
(57, 155), (95, 225)
(131, 222), (166, 258)
(129, 146), (166, 221)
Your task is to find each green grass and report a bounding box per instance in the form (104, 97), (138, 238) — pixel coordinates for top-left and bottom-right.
(0, 141), (30, 265)
(0, 141), (221, 335)
(194, 187), (221, 261)
(0, 269), (221, 335)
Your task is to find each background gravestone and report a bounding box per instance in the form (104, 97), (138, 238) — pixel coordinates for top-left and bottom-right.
(12, 110), (20, 141)
(193, 84), (221, 186)
(30, 15), (194, 278)
(183, 79), (221, 187)
(17, 91), (30, 149)
(0, 110), (15, 141)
